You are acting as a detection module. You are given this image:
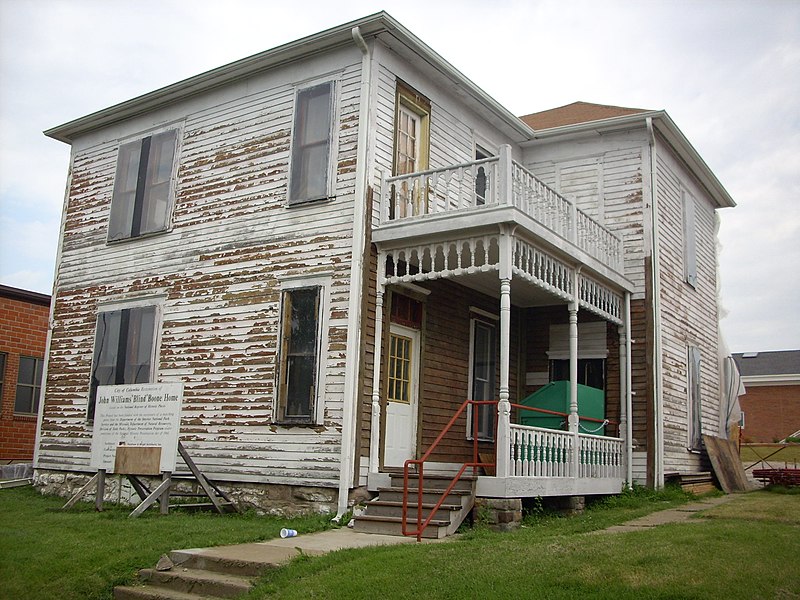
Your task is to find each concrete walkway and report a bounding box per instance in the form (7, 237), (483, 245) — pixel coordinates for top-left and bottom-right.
(594, 493), (740, 534)
(175, 527), (436, 567)
(178, 494), (740, 565)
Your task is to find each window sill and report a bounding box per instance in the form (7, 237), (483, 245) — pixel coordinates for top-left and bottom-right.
(107, 227), (172, 245)
(12, 413), (38, 421)
(286, 196), (336, 208)
(273, 420), (318, 428)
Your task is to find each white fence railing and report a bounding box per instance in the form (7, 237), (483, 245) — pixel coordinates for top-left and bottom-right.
(380, 145), (623, 272)
(509, 423), (624, 480)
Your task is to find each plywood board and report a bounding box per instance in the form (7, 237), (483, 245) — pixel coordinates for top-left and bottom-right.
(702, 434), (750, 493)
(114, 446), (162, 475)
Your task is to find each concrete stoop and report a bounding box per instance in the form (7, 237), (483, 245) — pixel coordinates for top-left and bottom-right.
(113, 530), (428, 600)
(113, 546), (289, 600)
(353, 473), (476, 538)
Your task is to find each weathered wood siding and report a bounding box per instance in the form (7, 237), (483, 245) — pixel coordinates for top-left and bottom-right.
(40, 48), (365, 488)
(654, 139), (720, 474)
(369, 42), (520, 225)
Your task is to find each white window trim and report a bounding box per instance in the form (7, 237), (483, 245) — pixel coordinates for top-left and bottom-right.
(275, 276), (331, 426)
(466, 317), (497, 442)
(88, 296), (165, 421)
(286, 78), (339, 206)
(108, 122), (183, 243)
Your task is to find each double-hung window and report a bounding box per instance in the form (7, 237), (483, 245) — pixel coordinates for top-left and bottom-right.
(88, 305), (157, 420)
(15, 356), (43, 415)
(469, 319), (497, 441)
(109, 129), (178, 241)
(289, 82), (334, 204)
(277, 286), (323, 423)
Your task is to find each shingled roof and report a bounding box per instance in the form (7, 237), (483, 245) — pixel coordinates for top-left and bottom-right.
(732, 350), (800, 378)
(519, 101), (650, 130)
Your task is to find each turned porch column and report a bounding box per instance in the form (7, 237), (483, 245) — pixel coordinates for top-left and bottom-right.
(568, 269), (580, 477)
(495, 227), (514, 478)
(369, 273), (386, 476)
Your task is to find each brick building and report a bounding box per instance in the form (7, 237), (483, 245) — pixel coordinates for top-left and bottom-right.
(0, 285), (51, 462)
(733, 350), (800, 443)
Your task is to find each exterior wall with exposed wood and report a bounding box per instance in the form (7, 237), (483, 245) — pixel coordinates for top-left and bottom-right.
(523, 131), (652, 480)
(654, 136), (720, 474)
(369, 41), (522, 225)
(523, 127), (724, 480)
(38, 46), (365, 495)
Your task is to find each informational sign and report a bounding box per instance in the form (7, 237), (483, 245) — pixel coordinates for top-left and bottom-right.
(90, 382), (184, 473)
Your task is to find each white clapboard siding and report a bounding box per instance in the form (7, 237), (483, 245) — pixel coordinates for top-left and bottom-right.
(40, 59), (364, 488)
(655, 144), (720, 474)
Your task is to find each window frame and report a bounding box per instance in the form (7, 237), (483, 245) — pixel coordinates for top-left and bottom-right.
(287, 80), (337, 206)
(687, 345), (703, 451)
(87, 298), (163, 421)
(14, 355), (44, 415)
(467, 317), (498, 442)
(108, 126), (180, 242)
(392, 81), (430, 177)
(275, 277), (330, 425)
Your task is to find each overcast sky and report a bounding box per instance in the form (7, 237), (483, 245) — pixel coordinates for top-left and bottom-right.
(1, 0), (798, 353)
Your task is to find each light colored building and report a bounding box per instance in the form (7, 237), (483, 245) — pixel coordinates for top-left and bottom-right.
(36, 13), (736, 529)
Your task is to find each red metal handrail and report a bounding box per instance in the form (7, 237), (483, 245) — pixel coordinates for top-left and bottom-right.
(402, 399), (497, 542)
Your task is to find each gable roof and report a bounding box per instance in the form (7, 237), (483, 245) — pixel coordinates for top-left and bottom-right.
(733, 351), (800, 378)
(520, 101), (649, 130)
(44, 12), (533, 144)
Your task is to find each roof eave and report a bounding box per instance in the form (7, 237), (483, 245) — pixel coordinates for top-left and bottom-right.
(522, 111), (736, 209)
(44, 11), (534, 145)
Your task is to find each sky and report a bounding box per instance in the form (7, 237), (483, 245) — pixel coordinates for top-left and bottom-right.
(0, 0), (798, 353)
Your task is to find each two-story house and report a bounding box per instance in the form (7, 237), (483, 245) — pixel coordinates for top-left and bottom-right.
(36, 12), (734, 531)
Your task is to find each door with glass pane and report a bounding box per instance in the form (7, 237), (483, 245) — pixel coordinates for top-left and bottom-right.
(383, 324), (420, 467)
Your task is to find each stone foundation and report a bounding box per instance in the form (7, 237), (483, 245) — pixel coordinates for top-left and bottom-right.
(551, 495), (585, 515)
(34, 469), (365, 516)
(473, 497), (523, 531)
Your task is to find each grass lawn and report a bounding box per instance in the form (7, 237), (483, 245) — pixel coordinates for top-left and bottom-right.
(248, 487), (800, 600)
(2, 485), (799, 600)
(0, 486), (335, 600)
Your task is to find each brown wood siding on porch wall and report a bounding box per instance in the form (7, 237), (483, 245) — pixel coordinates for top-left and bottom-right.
(520, 306), (622, 431)
(416, 279), (519, 465)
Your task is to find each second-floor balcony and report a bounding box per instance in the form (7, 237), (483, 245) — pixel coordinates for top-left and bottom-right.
(374, 145), (624, 276)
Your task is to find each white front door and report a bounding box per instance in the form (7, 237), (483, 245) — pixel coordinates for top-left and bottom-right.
(383, 324), (420, 468)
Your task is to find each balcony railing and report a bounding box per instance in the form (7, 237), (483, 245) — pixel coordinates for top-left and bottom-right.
(380, 145), (623, 273)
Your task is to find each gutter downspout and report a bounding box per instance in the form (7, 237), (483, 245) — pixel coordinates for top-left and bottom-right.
(335, 26), (373, 519)
(647, 117), (665, 489)
(33, 153), (73, 470)
(625, 292), (633, 486)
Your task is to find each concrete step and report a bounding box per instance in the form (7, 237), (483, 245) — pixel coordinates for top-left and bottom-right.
(388, 473), (477, 492)
(114, 584), (221, 599)
(169, 550), (268, 578)
(138, 567), (251, 599)
(376, 486), (472, 505)
(363, 499), (464, 520)
(352, 514), (450, 538)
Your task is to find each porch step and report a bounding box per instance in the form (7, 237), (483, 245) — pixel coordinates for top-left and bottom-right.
(363, 499), (464, 520)
(352, 514), (452, 538)
(353, 473), (476, 538)
(113, 548), (271, 600)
